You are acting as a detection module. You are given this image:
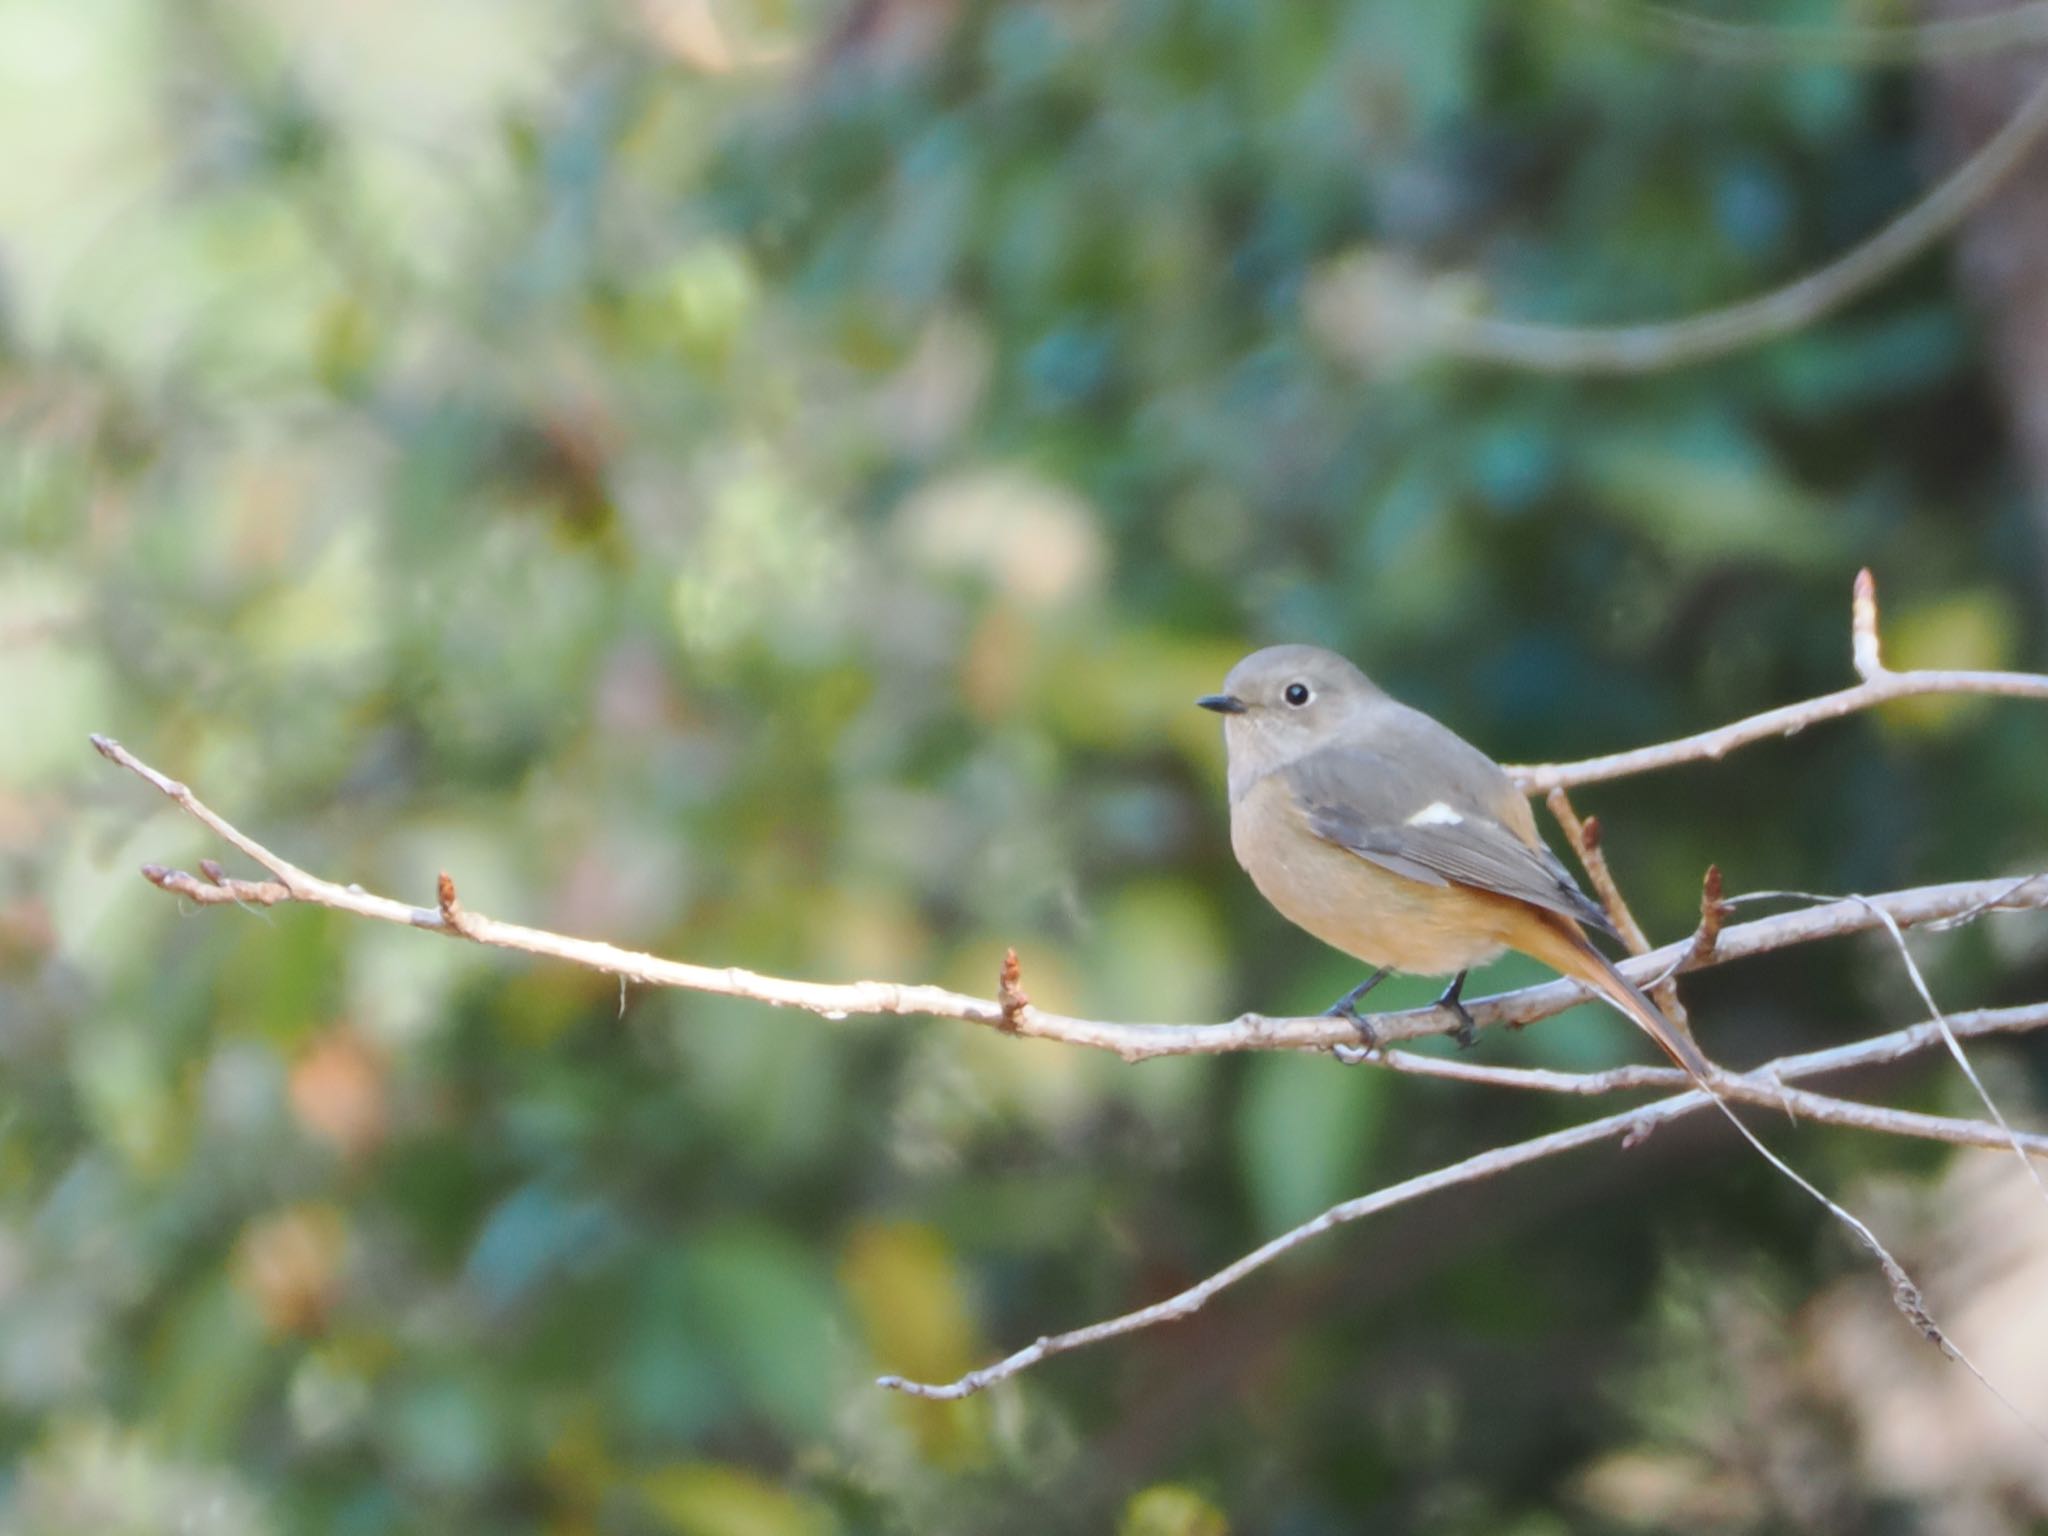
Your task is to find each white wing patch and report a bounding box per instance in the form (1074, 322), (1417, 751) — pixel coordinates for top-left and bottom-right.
(1405, 801), (1464, 828)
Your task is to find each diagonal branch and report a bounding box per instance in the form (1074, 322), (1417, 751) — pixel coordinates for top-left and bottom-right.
(1405, 70), (2048, 373)
(879, 1011), (2048, 1400)
(1544, 785), (1694, 1032)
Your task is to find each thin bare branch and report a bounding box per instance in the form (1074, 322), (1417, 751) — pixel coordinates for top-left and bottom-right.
(1852, 566), (1885, 681)
(1362, 1031), (2048, 1157)
(1541, 715), (2040, 1403)
(1513, 572), (2048, 791)
(1515, 667), (2048, 790)
(1687, 864), (1729, 967)
(1545, 785), (1691, 1029)
(1733, 886), (2048, 1214)
(1410, 68), (2048, 374)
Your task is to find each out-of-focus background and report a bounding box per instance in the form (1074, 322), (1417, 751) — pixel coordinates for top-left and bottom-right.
(5, 0), (2048, 1530)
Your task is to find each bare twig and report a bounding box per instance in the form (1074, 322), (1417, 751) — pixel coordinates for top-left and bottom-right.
(1863, 898), (2048, 1212)
(1688, 865), (1728, 967)
(1513, 571), (2048, 791)
(997, 947), (1031, 1032)
(1545, 785), (1691, 1029)
(1526, 707), (2044, 1436)
(1545, 792), (1637, 946)
(878, 1098), (1714, 1399)
(1852, 566), (1885, 681)
(883, 995), (2048, 1412)
(98, 576), (2048, 1061)
(1537, 742), (1993, 1386)
(1364, 1022), (2048, 1158)
(1731, 887), (2048, 1214)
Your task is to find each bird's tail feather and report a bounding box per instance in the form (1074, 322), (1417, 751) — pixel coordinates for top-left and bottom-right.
(1570, 941), (1715, 1084)
(1512, 913), (1716, 1083)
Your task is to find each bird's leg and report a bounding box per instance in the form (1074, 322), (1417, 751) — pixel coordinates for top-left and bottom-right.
(1324, 966), (1391, 1045)
(1437, 971), (1479, 1049)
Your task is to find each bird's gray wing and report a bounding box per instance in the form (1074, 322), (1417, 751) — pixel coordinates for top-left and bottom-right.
(1283, 744), (1617, 937)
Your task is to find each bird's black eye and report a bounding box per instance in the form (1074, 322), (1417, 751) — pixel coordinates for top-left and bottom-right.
(1284, 682), (1312, 707)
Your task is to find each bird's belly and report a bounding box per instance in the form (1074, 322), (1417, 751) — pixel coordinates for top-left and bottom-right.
(1231, 799), (1510, 977)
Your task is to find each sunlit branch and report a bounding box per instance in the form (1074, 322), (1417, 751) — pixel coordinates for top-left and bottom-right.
(88, 732), (2048, 1063)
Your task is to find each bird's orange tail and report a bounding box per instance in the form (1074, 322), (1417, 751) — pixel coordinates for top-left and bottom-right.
(1514, 916), (1716, 1084)
(1571, 942), (1715, 1084)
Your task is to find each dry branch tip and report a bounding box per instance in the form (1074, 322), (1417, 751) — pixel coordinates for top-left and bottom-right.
(1689, 864), (1728, 964)
(1853, 567), (1885, 680)
(998, 947), (1032, 1031)
(436, 872), (482, 938)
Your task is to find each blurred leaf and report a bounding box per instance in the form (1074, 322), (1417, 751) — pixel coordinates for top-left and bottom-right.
(387, 1374), (503, 1492)
(1235, 1053), (1387, 1231)
(1081, 881), (1229, 1025)
(71, 1025), (179, 1175)
(839, 1220), (986, 1463)
(231, 1202), (348, 1337)
(0, 640), (113, 789)
(1120, 1484), (1230, 1536)
(838, 1220), (978, 1382)
(1579, 415), (1838, 569)
(640, 1462), (833, 1536)
(1760, 309), (1966, 417)
(1, 1417), (270, 1536)
(146, 1276), (272, 1457)
(681, 1226), (843, 1438)
(463, 1182), (624, 1313)
(1877, 589), (2020, 734)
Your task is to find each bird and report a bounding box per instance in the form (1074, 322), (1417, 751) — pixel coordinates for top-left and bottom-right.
(1198, 643), (1712, 1080)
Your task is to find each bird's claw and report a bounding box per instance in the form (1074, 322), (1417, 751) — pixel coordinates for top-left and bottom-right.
(1435, 971), (1479, 1050)
(1323, 966), (1389, 1053)
(1327, 1000), (1379, 1053)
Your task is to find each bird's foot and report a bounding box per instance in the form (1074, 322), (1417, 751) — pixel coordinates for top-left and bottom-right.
(1327, 966), (1392, 1064)
(1436, 972), (1479, 1050)
(1324, 967), (1390, 1050)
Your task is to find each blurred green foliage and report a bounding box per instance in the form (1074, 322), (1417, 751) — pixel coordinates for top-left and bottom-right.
(4, 0), (2048, 1531)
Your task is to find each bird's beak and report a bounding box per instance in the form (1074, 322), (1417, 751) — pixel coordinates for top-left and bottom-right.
(1196, 693), (1247, 714)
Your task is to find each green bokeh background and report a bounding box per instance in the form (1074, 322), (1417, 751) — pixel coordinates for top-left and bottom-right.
(4, 0), (2047, 1531)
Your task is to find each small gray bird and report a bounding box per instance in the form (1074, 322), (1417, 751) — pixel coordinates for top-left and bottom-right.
(1199, 644), (1711, 1079)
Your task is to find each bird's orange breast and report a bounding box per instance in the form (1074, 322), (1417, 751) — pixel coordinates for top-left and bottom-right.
(1229, 772), (1524, 976)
